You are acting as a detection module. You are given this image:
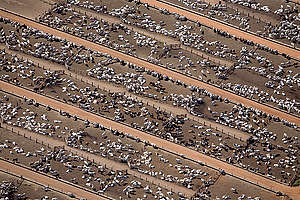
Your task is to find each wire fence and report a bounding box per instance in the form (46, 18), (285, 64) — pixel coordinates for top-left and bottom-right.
(0, 78), (291, 196)
(0, 123), (113, 200)
(0, 167), (82, 200)
(154, 0), (300, 54)
(2, 112), (291, 194)
(0, 7), (295, 197)
(1, 6), (299, 121)
(0, 122), (193, 198)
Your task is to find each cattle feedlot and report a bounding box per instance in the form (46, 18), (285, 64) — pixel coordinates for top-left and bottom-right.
(0, 0), (299, 200)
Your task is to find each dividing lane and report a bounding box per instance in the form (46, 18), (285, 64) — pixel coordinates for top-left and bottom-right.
(0, 44), (250, 141)
(1, 80), (299, 200)
(0, 123), (194, 197)
(139, 0), (300, 60)
(0, 159), (109, 200)
(0, 9), (298, 126)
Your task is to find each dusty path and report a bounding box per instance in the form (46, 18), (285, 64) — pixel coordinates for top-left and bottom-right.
(1, 81), (299, 199)
(0, 45), (249, 141)
(174, 0), (278, 25)
(0, 9), (298, 126)
(72, 6), (233, 67)
(72, 6), (177, 45)
(0, 123), (194, 197)
(0, 159), (109, 200)
(222, 2), (278, 25)
(139, 0), (300, 60)
(0, 0), (51, 19)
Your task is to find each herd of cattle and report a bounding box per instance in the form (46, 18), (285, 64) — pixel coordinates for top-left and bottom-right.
(0, 0), (299, 199)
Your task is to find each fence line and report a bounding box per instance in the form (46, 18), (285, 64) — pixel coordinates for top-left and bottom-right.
(0, 78), (291, 195)
(0, 122), (190, 196)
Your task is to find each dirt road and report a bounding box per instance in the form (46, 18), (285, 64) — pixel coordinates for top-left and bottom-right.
(0, 0), (50, 19)
(72, 6), (233, 67)
(0, 159), (109, 200)
(0, 123), (194, 197)
(169, 0), (278, 26)
(0, 9), (298, 126)
(139, 0), (300, 60)
(1, 81), (299, 199)
(0, 44), (250, 141)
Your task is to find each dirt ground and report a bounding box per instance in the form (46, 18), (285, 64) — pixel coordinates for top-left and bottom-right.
(1, 82), (299, 200)
(0, 1), (299, 200)
(0, 0), (51, 19)
(0, 90), (216, 192)
(0, 124), (182, 199)
(38, 0), (300, 116)
(0, 40), (298, 186)
(0, 0), (297, 117)
(209, 175), (282, 200)
(0, 92), (285, 199)
(164, 0), (300, 48)
(0, 10), (299, 125)
(0, 171), (73, 200)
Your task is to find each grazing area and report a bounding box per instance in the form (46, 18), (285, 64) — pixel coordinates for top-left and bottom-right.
(0, 0), (51, 19)
(0, 0), (299, 199)
(0, 170), (73, 200)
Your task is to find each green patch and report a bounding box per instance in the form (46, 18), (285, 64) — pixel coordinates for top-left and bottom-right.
(292, 176), (300, 187)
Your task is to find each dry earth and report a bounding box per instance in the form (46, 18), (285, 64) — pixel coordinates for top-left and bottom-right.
(0, 0), (51, 19)
(0, 9), (298, 126)
(1, 80), (299, 200)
